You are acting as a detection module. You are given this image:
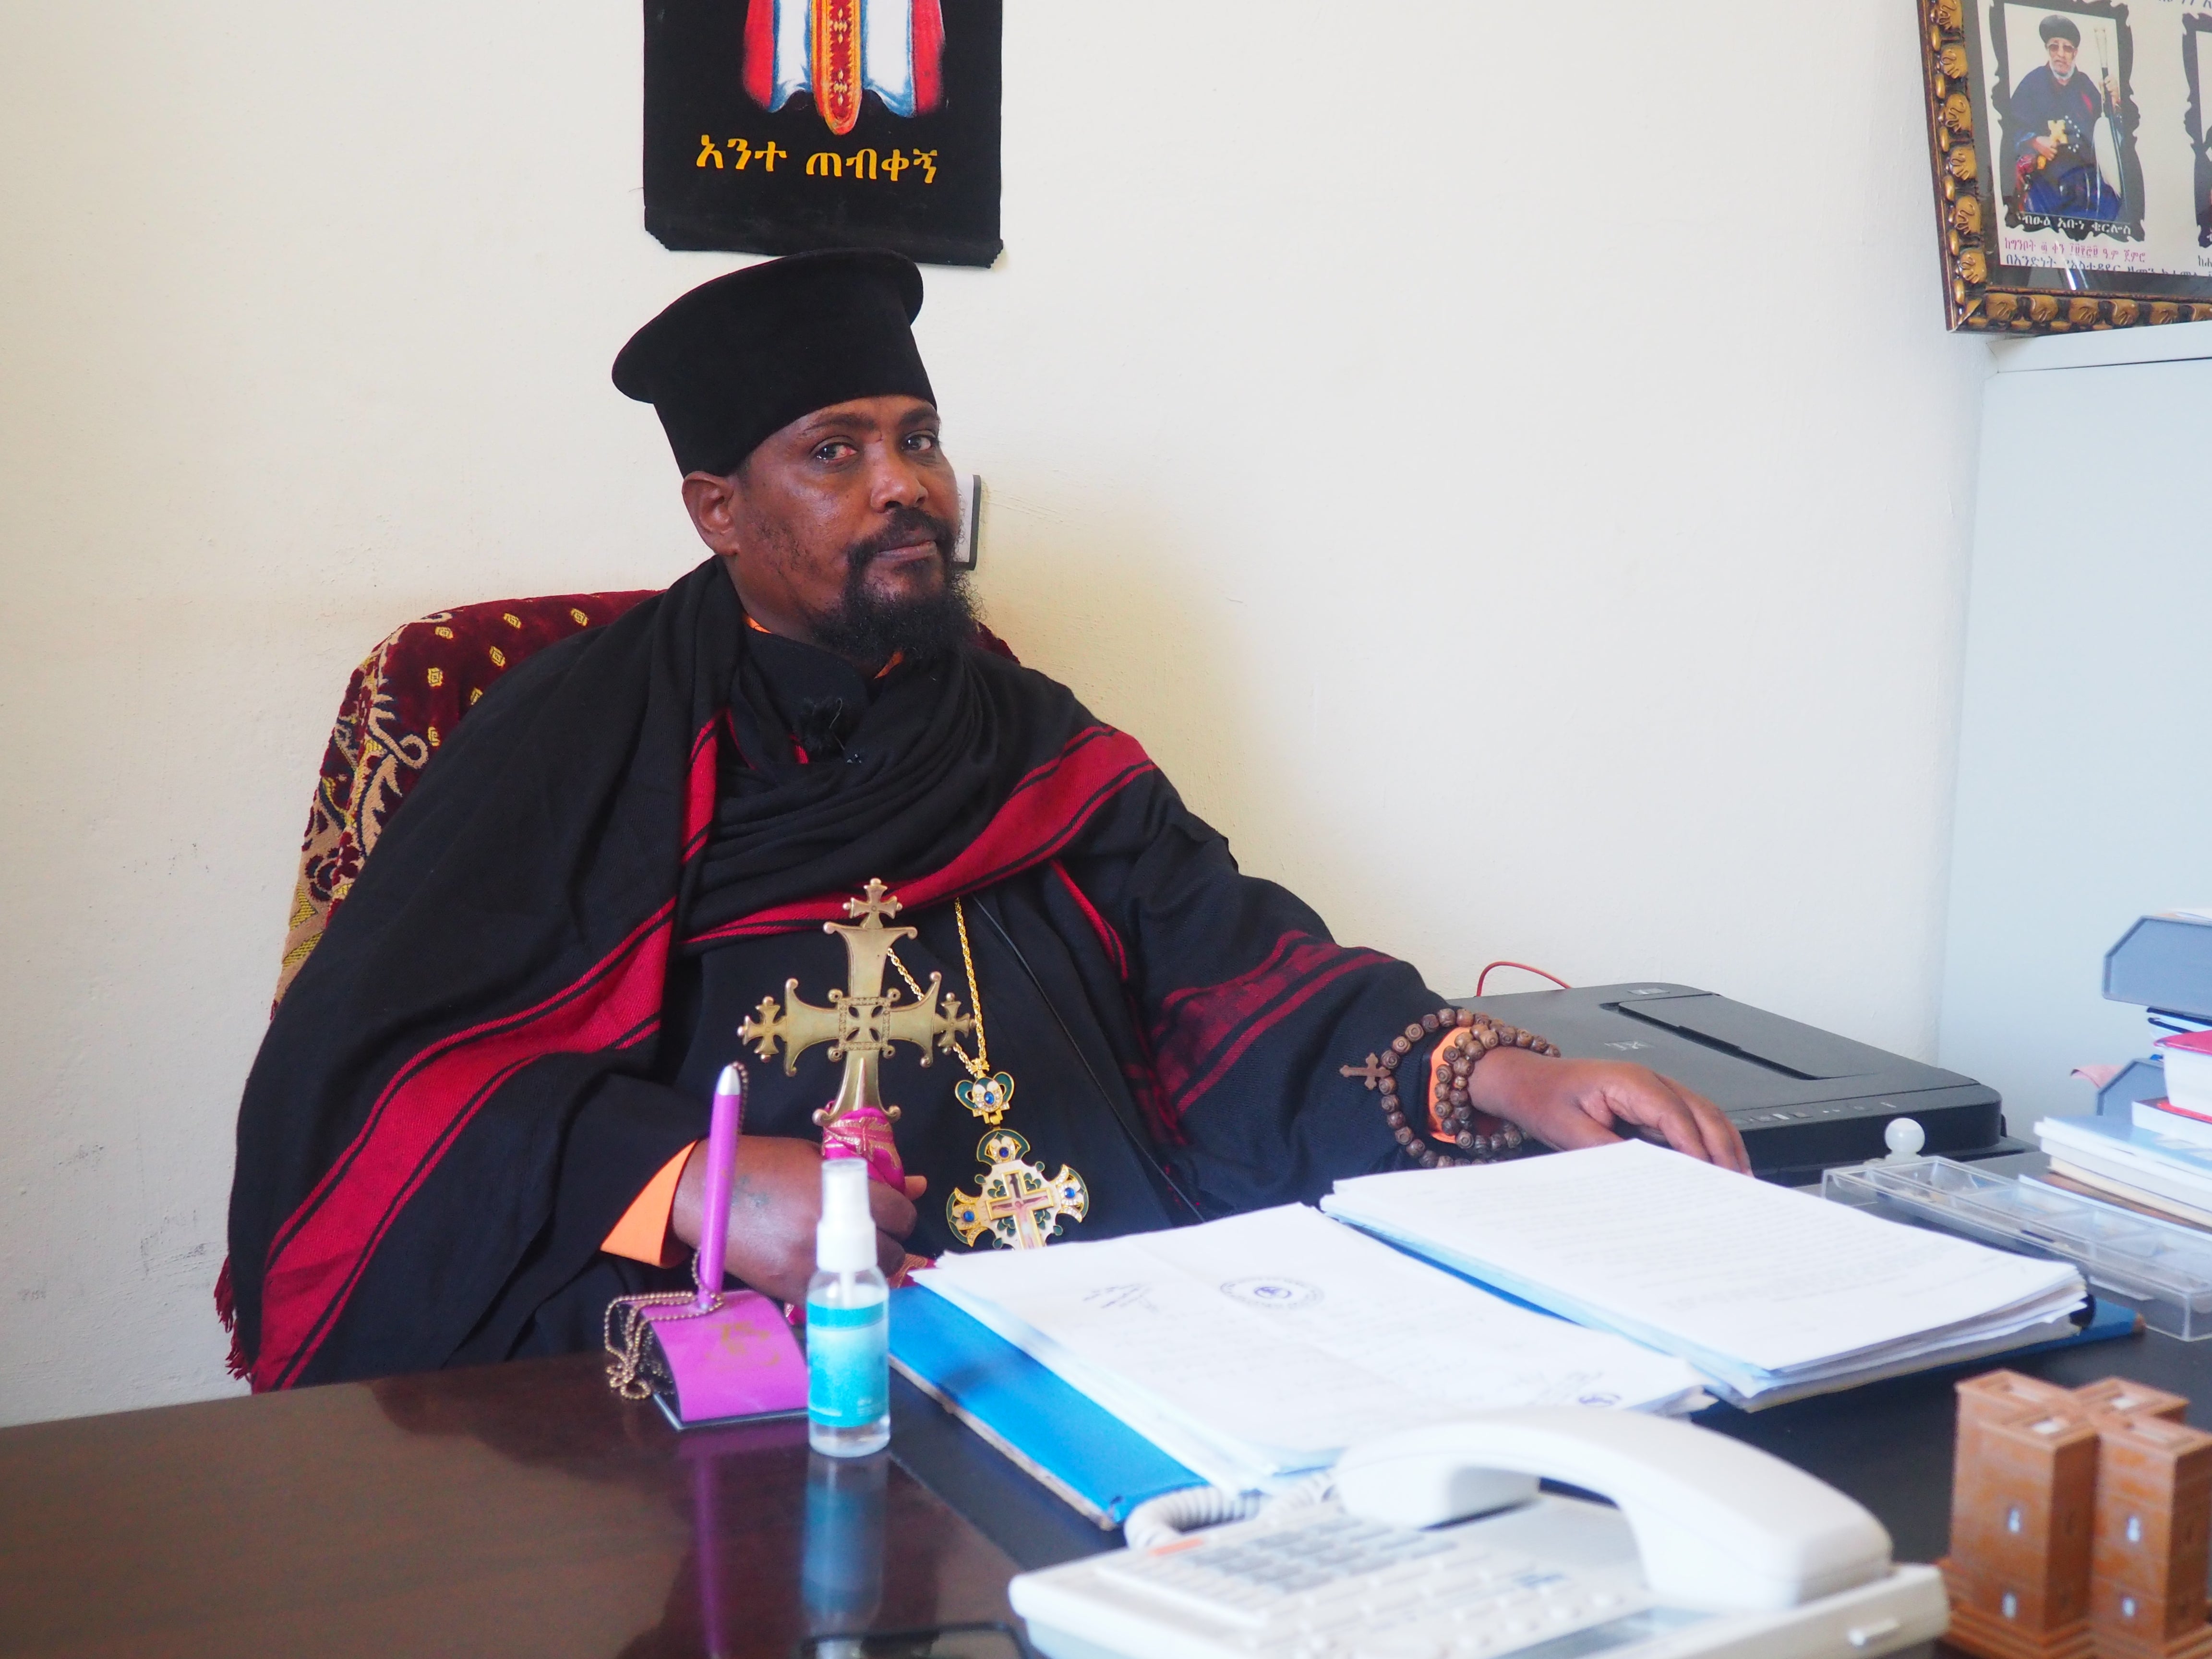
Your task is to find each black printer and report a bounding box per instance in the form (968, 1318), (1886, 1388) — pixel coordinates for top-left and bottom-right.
(1451, 983), (2018, 1184)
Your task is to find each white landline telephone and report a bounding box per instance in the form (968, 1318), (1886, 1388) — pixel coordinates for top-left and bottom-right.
(1008, 1407), (1948, 1659)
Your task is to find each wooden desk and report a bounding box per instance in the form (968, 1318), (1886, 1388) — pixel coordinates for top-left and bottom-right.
(0, 1355), (1046, 1659)
(7, 1307), (2212, 1658)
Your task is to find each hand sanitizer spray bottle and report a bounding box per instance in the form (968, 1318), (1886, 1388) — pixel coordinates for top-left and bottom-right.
(807, 1158), (890, 1457)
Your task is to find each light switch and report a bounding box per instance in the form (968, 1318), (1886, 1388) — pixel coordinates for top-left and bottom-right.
(950, 473), (983, 570)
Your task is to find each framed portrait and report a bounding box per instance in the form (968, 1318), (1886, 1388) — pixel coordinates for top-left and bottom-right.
(1920, 0), (2212, 331)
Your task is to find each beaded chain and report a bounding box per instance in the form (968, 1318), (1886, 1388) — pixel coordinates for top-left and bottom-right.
(603, 1253), (722, 1401)
(1339, 1006), (1562, 1168)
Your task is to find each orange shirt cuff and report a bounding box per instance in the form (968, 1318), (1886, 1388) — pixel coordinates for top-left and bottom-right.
(601, 1142), (698, 1268)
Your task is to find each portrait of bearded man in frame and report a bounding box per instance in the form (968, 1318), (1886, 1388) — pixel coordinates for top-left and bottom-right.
(1987, 0), (2146, 240)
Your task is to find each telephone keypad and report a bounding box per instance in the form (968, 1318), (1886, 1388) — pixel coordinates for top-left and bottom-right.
(1094, 1512), (1655, 1658)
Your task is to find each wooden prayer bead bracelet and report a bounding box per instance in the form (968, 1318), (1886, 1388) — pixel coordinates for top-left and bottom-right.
(1339, 1006), (1562, 1169)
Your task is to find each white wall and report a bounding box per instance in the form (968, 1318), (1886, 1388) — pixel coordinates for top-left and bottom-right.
(1938, 336), (2212, 1134)
(0, 3), (1990, 1425)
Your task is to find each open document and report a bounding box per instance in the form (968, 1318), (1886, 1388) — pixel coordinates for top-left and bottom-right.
(913, 1203), (1707, 1493)
(1322, 1141), (2086, 1407)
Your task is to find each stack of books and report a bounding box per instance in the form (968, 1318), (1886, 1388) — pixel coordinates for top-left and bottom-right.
(2044, 908), (2212, 1226)
(2038, 1108), (2212, 1228)
(2134, 1028), (2212, 1145)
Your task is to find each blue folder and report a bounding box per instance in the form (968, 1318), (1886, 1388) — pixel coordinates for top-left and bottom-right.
(888, 1286), (1201, 1528)
(2004, 1296), (2142, 1358)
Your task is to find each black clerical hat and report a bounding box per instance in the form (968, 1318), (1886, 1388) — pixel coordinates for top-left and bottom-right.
(613, 250), (935, 475)
(2038, 13), (2081, 45)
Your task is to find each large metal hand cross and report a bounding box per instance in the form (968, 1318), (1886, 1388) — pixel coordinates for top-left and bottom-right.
(738, 879), (974, 1129)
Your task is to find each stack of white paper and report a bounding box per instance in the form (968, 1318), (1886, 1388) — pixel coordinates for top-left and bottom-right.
(914, 1203), (1709, 1493)
(1321, 1141), (2087, 1407)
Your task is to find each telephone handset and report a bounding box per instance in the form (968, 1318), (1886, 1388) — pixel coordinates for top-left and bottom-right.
(1334, 1408), (1891, 1610)
(1009, 1407), (1948, 1659)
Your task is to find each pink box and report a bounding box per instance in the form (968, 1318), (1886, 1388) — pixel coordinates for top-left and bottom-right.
(640, 1289), (809, 1427)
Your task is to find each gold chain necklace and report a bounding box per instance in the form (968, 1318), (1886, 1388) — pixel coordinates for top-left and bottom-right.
(887, 896), (1012, 1124)
(887, 896), (1090, 1250)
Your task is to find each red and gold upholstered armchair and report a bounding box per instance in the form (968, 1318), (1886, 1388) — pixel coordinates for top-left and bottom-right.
(272, 591), (656, 1007)
(275, 590), (1016, 1007)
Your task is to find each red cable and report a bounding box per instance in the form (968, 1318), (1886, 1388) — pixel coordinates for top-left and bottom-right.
(1475, 961), (1571, 996)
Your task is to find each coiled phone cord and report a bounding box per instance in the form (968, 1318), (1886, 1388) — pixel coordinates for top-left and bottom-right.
(1122, 1472), (1338, 1550)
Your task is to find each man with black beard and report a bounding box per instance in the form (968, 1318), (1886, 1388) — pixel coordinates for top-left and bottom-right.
(225, 252), (1743, 1390)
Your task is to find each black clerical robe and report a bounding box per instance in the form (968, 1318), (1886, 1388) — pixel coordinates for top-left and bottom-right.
(226, 560), (1450, 1389)
(2008, 64), (2121, 220)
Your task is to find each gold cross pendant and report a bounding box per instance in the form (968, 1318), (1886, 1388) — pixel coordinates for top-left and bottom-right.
(736, 879), (973, 1131)
(947, 1130), (1088, 1250)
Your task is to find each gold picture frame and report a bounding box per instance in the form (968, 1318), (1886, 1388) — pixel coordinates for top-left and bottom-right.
(1921, 0), (2212, 332)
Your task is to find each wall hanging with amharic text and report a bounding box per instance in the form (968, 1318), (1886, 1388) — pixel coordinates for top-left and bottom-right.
(644, 0), (1002, 267)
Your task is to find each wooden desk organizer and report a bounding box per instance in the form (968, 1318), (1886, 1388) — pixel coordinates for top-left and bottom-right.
(1942, 1370), (2212, 1659)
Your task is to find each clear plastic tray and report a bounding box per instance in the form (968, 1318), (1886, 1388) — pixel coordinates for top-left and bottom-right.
(1822, 1156), (2212, 1339)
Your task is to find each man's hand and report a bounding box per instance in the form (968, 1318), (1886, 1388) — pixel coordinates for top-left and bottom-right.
(1466, 1046), (1752, 1174)
(2033, 134), (2059, 158)
(668, 1136), (927, 1304)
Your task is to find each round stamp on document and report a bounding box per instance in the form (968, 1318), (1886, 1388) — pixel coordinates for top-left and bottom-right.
(1219, 1276), (1322, 1311)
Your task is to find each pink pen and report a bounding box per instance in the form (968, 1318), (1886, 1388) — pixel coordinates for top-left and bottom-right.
(694, 1061), (746, 1311)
